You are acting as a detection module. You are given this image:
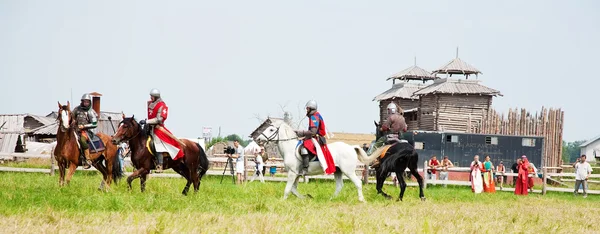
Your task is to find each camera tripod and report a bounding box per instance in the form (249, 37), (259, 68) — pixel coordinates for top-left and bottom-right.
(220, 156), (235, 184)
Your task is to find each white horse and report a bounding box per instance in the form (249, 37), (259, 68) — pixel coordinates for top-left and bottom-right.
(255, 120), (376, 202)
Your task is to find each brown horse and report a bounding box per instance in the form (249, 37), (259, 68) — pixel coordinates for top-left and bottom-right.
(111, 115), (209, 195)
(53, 101), (123, 189)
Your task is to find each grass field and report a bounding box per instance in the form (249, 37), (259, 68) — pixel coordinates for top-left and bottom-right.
(1, 171), (599, 233)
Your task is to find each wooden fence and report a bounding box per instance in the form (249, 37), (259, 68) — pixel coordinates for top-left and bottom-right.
(477, 107), (564, 168)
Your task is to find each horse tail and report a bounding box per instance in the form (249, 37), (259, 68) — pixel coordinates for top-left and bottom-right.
(353, 145), (387, 164)
(111, 153), (124, 183)
(196, 143), (209, 180)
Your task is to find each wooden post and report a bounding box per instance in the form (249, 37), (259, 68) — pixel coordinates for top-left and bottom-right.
(362, 165), (369, 184)
(50, 156), (55, 176)
(423, 160), (428, 189)
(244, 155), (248, 182)
(542, 167), (547, 195)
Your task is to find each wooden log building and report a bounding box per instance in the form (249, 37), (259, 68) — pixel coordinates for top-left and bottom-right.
(373, 54), (564, 168)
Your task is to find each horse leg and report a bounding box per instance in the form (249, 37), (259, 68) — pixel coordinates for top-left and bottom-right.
(104, 156), (114, 188)
(94, 159), (109, 191)
(127, 168), (145, 191)
(395, 164), (408, 201)
(283, 172), (298, 200)
(290, 175), (306, 199)
(190, 165), (200, 193)
(140, 172), (148, 192)
(409, 158), (426, 201)
(65, 162), (78, 185)
(173, 164), (192, 196)
(331, 170), (344, 199)
(342, 168), (365, 203)
(376, 169), (391, 200)
(58, 158), (66, 187)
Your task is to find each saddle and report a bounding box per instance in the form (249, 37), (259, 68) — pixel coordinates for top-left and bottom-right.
(84, 131), (105, 153)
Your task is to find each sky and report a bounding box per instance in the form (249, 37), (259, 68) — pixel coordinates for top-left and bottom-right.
(1, 0), (598, 142)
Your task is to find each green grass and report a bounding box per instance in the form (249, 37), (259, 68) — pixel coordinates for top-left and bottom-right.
(1, 172), (599, 233)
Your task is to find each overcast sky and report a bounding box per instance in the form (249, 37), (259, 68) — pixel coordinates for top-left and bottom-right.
(1, 1), (598, 142)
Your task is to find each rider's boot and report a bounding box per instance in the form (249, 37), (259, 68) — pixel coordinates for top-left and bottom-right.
(81, 148), (92, 169)
(155, 153), (165, 173)
(300, 154), (310, 176)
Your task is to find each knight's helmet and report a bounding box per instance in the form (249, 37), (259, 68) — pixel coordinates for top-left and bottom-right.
(81, 93), (92, 102)
(150, 88), (161, 98)
(305, 100), (318, 110)
(387, 103), (397, 114)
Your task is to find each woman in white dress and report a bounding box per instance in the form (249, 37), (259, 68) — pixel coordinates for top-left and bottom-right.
(470, 155), (484, 194)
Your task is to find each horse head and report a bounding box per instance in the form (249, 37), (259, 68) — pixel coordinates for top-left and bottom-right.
(111, 114), (140, 145)
(56, 101), (74, 133)
(255, 119), (297, 144)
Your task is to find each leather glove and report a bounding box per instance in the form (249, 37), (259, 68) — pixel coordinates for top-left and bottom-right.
(139, 119), (146, 125)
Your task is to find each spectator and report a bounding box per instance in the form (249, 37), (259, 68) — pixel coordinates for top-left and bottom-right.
(428, 155), (440, 181)
(250, 152), (265, 183)
(528, 162), (538, 192)
(118, 142), (129, 171)
(229, 140), (245, 185)
(470, 155), (483, 194)
(511, 160), (519, 186)
(515, 155), (529, 195)
(496, 161), (506, 190)
(482, 155), (496, 193)
(440, 156), (453, 187)
(573, 155), (593, 198)
(269, 158), (278, 177)
(259, 147), (266, 175)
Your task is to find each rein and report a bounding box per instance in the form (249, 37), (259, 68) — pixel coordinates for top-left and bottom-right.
(261, 125), (298, 143)
(118, 120), (143, 143)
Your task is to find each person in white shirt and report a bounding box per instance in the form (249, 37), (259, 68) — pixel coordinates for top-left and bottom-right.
(250, 151), (265, 183)
(573, 155), (593, 198)
(230, 140), (245, 185)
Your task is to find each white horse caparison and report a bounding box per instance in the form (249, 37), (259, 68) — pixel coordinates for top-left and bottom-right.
(256, 121), (377, 202)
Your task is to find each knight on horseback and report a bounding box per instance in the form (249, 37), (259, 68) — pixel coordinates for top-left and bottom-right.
(293, 100), (335, 176)
(371, 102), (408, 169)
(139, 88), (184, 173)
(73, 93), (98, 169)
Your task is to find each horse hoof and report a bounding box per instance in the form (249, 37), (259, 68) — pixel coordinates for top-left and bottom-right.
(306, 194), (313, 199)
(384, 195), (392, 200)
(420, 197), (426, 202)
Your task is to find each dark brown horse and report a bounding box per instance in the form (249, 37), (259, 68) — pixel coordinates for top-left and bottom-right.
(111, 115), (209, 195)
(354, 121), (425, 201)
(53, 101), (123, 189)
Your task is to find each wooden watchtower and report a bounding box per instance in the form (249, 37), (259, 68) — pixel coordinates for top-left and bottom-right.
(413, 54), (502, 132)
(373, 59), (437, 130)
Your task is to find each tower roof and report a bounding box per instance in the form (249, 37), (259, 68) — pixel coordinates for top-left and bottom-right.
(373, 82), (428, 101)
(412, 78), (501, 96)
(432, 57), (482, 76)
(387, 65), (437, 82)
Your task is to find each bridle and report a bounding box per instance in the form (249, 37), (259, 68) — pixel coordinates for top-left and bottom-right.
(116, 119), (142, 143)
(57, 109), (74, 133)
(260, 125), (298, 143)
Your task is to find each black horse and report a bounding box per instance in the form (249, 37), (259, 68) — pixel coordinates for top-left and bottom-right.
(367, 121), (425, 201)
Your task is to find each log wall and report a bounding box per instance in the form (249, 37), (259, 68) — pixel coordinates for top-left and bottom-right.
(476, 107), (564, 168)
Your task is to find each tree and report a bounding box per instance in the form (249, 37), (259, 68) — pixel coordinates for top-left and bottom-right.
(224, 134), (250, 147)
(206, 136), (226, 150)
(562, 140), (586, 163)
